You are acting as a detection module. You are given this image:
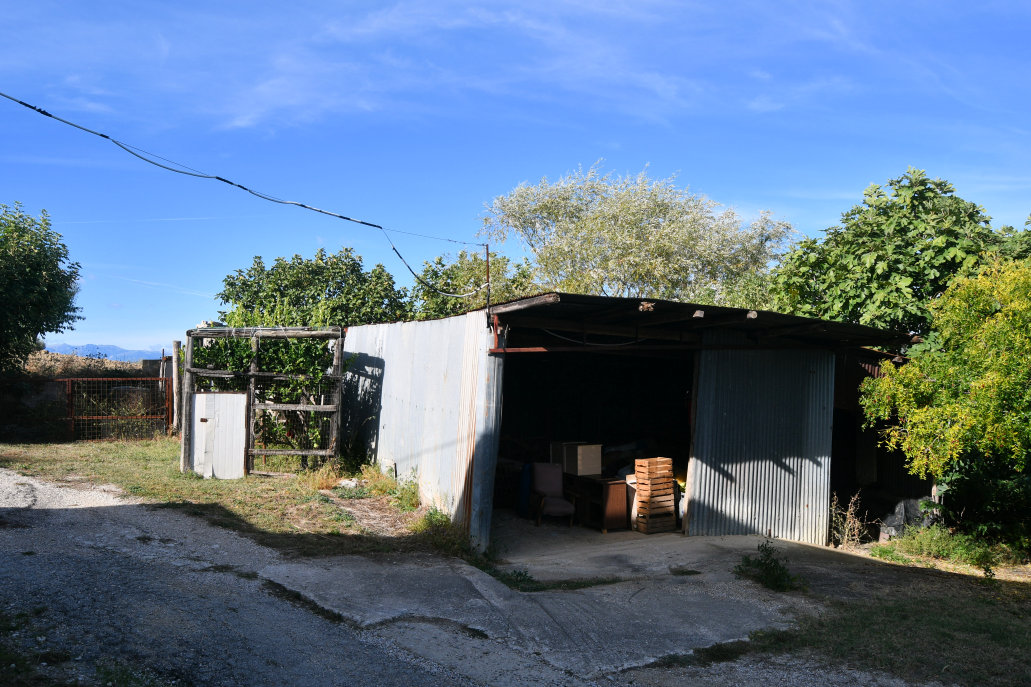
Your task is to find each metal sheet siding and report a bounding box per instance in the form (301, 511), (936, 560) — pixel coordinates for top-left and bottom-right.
(190, 393), (247, 479)
(687, 339), (834, 545)
(341, 312), (502, 549)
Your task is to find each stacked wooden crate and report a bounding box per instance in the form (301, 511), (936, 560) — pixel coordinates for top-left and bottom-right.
(634, 457), (676, 534)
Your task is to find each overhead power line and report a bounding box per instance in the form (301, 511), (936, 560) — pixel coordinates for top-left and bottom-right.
(0, 91), (489, 299)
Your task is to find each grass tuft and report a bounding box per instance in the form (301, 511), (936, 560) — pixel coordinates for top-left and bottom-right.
(733, 539), (806, 591)
(296, 463), (342, 491)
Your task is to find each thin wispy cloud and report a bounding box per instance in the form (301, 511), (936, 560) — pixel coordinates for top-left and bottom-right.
(107, 275), (213, 299)
(4, 0), (1027, 135)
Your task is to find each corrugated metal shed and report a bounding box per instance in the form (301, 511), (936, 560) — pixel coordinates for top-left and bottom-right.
(687, 332), (834, 543)
(341, 312), (502, 549)
(340, 292), (902, 551)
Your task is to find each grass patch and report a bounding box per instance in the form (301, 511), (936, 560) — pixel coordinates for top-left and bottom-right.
(744, 580), (1031, 687)
(869, 545), (911, 564)
(407, 508), (471, 556)
(357, 463), (400, 497)
(649, 573), (1031, 687)
(733, 539), (806, 591)
(333, 484), (371, 499)
(876, 525), (1021, 577)
(295, 463), (342, 491)
(352, 464), (420, 512)
(0, 440), (446, 558)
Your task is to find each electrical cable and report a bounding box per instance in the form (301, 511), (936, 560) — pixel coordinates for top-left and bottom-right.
(379, 230), (489, 297)
(0, 91), (488, 296)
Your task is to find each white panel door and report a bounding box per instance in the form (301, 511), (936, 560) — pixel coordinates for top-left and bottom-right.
(191, 393), (247, 479)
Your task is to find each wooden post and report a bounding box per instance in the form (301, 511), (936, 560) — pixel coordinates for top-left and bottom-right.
(246, 336), (259, 475)
(329, 331), (343, 459)
(179, 336), (195, 473)
(171, 340), (181, 434)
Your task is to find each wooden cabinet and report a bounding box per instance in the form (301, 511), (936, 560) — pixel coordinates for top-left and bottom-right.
(565, 474), (628, 533)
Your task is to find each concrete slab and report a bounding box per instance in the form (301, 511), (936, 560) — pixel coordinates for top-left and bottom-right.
(261, 514), (811, 680)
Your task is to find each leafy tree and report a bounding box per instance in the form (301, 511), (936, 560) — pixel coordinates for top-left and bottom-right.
(0, 204), (81, 373)
(196, 248), (410, 463)
(861, 259), (1031, 549)
(771, 168), (1029, 338)
(413, 250), (537, 319)
(218, 247), (411, 327)
(482, 165), (793, 307)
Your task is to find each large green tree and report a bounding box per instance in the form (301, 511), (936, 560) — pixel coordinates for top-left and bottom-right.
(199, 248), (410, 463)
(412, 250), (537, 319)
(0, 204), (80, 373)
(771, 168), (1029, 338)
(218, 247), (411, 328)
(861, 259), (1031, 548)
(482, 165), (793, 307)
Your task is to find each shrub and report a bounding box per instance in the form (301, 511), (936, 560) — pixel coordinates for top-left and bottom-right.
(734, 539), (806, 591)
(884, 524), (1017, 577)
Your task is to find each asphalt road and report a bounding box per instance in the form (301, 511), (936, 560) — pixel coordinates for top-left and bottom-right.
(0, 472), (473, 687)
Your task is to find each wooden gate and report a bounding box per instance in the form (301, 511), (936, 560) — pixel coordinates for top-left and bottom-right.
(178, 326), (344, 476)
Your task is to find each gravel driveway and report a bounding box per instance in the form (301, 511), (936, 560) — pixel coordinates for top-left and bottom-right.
(0, 470), (473, 687)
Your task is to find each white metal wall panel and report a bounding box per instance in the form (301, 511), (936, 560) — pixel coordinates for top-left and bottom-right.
(687, 341), (834, 545)
(341, 312), (502, 547)
(190, 393), (247, 479)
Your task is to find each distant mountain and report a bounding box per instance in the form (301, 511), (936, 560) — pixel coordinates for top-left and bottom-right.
(46, 343), (165, 362)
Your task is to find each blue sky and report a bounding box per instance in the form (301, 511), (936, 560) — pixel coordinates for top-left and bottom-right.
(2, 1), (1029, 350)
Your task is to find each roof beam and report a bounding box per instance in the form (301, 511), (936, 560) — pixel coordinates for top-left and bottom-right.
(499, 314), (700, 343)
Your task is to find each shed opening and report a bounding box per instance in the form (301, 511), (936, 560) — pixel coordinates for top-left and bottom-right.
(493, 350), (694, 533)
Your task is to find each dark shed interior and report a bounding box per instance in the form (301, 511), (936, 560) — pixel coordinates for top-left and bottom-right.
(484, 293), (917, 534)
(498, 351), (694, 476)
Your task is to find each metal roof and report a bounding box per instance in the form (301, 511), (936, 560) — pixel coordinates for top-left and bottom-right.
(488, 292), (906, 350)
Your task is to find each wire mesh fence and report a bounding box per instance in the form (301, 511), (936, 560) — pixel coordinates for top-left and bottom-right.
(58, 377), (171, 440)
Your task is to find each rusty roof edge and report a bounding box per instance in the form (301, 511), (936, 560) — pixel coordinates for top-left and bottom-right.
(486, 291), (908, 346)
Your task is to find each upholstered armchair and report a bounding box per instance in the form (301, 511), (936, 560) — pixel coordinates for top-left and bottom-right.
(532, 462), (576, 526)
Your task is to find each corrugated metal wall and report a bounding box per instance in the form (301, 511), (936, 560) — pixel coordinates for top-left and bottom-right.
(341, 311), (502, 549)
(687, 337), (835, 545)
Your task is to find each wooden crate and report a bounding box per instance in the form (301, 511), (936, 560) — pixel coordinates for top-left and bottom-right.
(634, 457), (677, 534)
(637, 514), (676, 534)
